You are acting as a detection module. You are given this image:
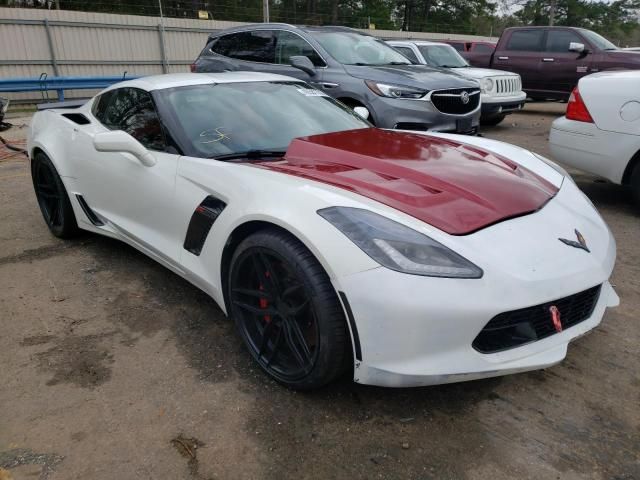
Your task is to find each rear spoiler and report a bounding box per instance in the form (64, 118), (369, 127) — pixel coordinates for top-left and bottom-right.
(37, 99), (87, 111)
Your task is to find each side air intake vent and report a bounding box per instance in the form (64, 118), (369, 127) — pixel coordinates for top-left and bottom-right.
(62, 113), (91, 125)
(75, 194), (104, 226)
(183, 196), (227, 256)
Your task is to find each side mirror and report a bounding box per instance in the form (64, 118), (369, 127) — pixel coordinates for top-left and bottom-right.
(290, 55), (316, 76)
(569, 42), (585, 53)
(353, 106), (370, 120)
(93, 130), (156, 167)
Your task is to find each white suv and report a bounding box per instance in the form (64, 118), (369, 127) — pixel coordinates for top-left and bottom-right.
(388, 40), (526, 125)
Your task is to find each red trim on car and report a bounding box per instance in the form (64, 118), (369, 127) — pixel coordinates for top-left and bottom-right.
(253, 129), (558, 235)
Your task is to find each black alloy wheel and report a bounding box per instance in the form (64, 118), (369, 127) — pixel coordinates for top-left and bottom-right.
(228, 229), (350, 389)
(31, 152), (79, 238)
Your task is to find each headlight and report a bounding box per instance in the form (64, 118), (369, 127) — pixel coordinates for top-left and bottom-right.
(532, 152), (575, 185)
(481, 78), (494, 93)
(365, 80), (427, 99)
(318, 207), (483, 278)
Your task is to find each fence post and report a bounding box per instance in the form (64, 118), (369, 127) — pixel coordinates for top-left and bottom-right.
(43, 18), (60, 76)
(157, 24), (169, 73)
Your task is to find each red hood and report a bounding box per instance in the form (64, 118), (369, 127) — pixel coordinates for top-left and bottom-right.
(254, 128), (558, 235)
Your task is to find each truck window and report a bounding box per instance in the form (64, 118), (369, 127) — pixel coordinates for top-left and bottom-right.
(472, 44), (494, 53)
(506, 30), (544, 51)
(545, 30), (583, 52)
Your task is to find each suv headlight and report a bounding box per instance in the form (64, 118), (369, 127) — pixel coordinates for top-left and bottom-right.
(318, 207), (483, 278)
(481, 78), (494, 93)
(365, 80), (427, 99)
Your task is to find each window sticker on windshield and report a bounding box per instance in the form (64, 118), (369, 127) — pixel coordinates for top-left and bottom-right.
(297, 88), (328, 97)
(199, 127), (231, 144)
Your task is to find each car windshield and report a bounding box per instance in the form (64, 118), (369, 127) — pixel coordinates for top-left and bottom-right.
(311, 31), (411, 66)
(418, 44), (469, 68)
(579, 29), (617, 50)
(159, 81), (370, 159)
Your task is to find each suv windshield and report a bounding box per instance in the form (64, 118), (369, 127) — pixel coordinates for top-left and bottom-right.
(579, 29), (617, 50)
(159, 82), (369, 159)
(311, 31), (411, 66)
(418, 44), (469, 68)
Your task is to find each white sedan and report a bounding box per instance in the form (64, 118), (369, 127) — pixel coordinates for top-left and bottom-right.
(28, 73), (618, 389)
(549, 70), (640, 205)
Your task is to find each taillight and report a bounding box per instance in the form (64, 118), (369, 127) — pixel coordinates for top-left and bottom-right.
(566, 86), (593, 123)
(190, 63), (197, 73)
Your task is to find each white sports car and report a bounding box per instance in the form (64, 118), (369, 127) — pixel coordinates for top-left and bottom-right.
(28, 73), (618, 389)
(549, 70), (640, 206)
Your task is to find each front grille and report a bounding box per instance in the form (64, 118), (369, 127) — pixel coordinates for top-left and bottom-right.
(430, 88), (480, 115)
(495, 76), (521, 96)
(472, 285), (602, 354)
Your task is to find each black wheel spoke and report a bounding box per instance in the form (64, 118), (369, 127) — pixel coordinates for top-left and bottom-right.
(232, 287), (272, 301)
(232, 299), (277, 316)
(283, 318), (313, 369)
(257, 320), (277, 356)
(261, 251), (284, 294)
(282, 283), (304, 299)
(265, 326), (285, 366)
(289, 298), (310, 316)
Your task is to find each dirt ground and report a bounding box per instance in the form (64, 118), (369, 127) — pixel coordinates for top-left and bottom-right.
(0, 103), (638, 480)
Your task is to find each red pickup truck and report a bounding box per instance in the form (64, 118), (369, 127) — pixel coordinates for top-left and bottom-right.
(465, 26), (640, 100)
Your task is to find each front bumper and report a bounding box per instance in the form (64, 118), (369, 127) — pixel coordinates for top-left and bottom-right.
(480, 92), (527, 118)
(334, 181), (618, 387)
(370, 95), (481, 134)
(549, 117), (638, 184)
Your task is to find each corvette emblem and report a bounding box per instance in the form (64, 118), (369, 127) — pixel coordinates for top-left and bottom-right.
(460, 91), (470, 104)
(549, 305), (563, 333)
(559, 229), (590, 252)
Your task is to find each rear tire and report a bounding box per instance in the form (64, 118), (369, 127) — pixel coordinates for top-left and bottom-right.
(31, 151), (79, 239)
(228, 228), (350, 390)
(481, 114), (507, 126)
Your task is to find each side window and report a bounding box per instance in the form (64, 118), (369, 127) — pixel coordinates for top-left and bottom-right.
(275, 31), (326, 67)
(473, 44), (494, 53)
(212, 30), (276, 63)
(393, 46), (419, 64)
(545, 30), (583, 52)
(95, 88), (166, 151)
(91, 90), (115, 124)
(449, 42), (465, 52)
(506, 30), (544, 51)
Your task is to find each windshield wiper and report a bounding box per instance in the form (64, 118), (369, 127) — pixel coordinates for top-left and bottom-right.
(386, 61), (411, 65)
(212, 149), (286, 161)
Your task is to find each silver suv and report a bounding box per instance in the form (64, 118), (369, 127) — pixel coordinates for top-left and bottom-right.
(192, 25), (482, 134)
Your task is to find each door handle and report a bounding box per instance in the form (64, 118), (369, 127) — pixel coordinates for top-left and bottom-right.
(542, 58), (555, 62)
(320, 82), (339, 89)
(497, 56), (509, 60)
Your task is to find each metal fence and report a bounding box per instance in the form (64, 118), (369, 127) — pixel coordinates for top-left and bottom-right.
(0, 7), (497, 102)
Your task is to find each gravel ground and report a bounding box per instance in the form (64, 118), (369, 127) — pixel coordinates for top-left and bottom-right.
(0, 103), (638, 480)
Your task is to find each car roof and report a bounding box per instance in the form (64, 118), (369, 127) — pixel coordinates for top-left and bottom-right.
(387, 40), (444, 46)
(101, 72), (300, 93)
(207, 23), (370, 40)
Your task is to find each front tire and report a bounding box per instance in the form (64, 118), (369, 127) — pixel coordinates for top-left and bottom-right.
(31, 151), (79, 239)
(228, 229), (350, 389)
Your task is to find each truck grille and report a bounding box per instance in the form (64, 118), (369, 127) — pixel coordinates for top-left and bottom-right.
(494, 76), (521, 96)
(472, 285), (601, 353)
(430, 88), (480, 115)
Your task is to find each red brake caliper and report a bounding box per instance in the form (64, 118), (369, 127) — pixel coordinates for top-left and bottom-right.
(259, 271), (271, 324)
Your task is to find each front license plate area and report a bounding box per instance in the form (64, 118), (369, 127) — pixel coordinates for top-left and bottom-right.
(456, 117), (473, 133)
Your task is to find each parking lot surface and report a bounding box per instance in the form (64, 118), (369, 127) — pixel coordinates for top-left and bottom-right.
(1, 103), (638, 480)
